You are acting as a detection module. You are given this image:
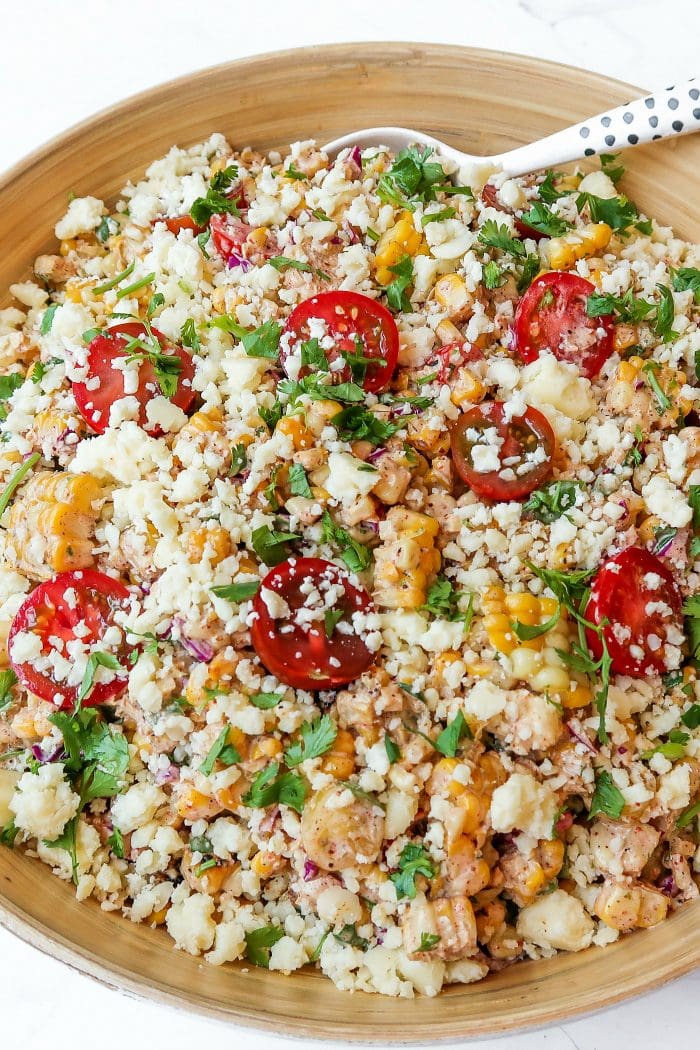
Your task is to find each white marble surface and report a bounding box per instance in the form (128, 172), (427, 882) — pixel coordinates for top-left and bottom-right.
(1, 0), (699, 1046)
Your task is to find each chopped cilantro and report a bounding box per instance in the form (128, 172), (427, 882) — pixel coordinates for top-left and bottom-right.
(523, 479), (580, 523)
(589, 770), (625, 819)
(211, 580), (260, 602)
(390, 841), (436, 900)
(190, 165), (240, 226)
(251, 525), (300, 566)
(200, 726), (241, 776)
(321, 510), (372, 572)
(284, 715), (337, 768)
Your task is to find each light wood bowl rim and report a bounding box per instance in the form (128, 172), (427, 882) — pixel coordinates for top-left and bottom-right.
(0, 41), (697, 1042)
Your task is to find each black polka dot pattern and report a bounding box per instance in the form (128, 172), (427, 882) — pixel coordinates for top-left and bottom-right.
(567, 81), (697, 171)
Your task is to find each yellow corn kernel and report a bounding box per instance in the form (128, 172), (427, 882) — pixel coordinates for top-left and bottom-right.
(374, 212), (424, 285)
(251, 850), (288, 877)
(434, 273), (473, 321)
(616, 356), (692, 420)
(175, 786), (221, 821)
(184, 407), (224, 435)
(320, 728), (355, 778)
(562, 681), (593, 710)
(186, 526), (231, 566)
(250, 737), (283, 761)
(248, 227), (268, 248)
(276, 414), (314, 450)
(435, 318), (464, 345)
(185, 653), (240, 709)
(373, 508), (441, 609)
(638, 514), (661, 544)
(150, 907), (169, 926)
(613, 324), (638, 354)
(6, 471), (103, 578)
(435, 651), (462, 678)
(33, 408), (82, 448)
(547, 222), (612, 270)
(465, 659), (493, 678)
(450, 369), (485, 407)
(539, 838), (565, 879)
(197, 862), (238, 895)
(524, 865), (548, 895)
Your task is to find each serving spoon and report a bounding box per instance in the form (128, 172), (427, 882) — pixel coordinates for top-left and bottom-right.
(324, 79), (700, 177)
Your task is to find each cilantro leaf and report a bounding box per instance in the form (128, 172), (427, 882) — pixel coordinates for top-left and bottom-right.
(267, 256), (329, 281)
(241, 320), (282, 360)
(107, 828), (124, 858)
(683, 594), (700, 664)
(419, 932), (441, 951)
(389, 841), (436, 900)
(483, 260), (504, 289)
(385, 255), (414, 312)
(242, 761), (307, 814)
(324, 608), (344, 638)
(477, 219), (526, 258)
(251, 525), (300, 566)
(511, 605), (561, 641)
(384, 734), (400, 763)
(76, 651), (122, 706)
(537, 171), (568, 204)
(523, 480), (580, 523)
(190, 165), (240, 226)
(244, 924), (285, 968)
(0, 669), (17, 712)
(284, 714), (337, 768)
(330, 404), (410, 446)
(519, 201), (572, 237)
(211, 580), (260, 602)
(288, 463), (313, 498)
(576, 191), (647, 233)
(421, 576), (473, 625)
(672, 266), (700, 303)
(586, 289), (655, 324)
(653, 284), (676, 342)
(249, 692), (283, 709)
(434, 711), (471, 757)
(0, 452), (41, 520)
(180, 317), (200, 352)
(229, 443), (247, 477)
(44, 816), (79, 884)
(376, 146), (445, 209)
(321, 511), (372, 572)
(40, 303), (59, 335)
(589, 770), (625, 819)
(200, 726), (241, 776)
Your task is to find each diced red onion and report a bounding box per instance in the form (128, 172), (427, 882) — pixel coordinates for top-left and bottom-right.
(155, 763), (180, 785)
(659, 874), (678, 897)
(31, 743), (64, 764)
(227, 252), (252, 272)
(180, 635), (215, 663)
(367, 446), (387, 464)
(565, 719), (598, 754)
(363, 520), (380, 534)
(303, 859), (319, 881)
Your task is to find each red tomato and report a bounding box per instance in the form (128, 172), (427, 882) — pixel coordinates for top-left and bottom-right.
(430, 341), (482, 384)
(281, 291), (399, 394)
(210, 214), (252, 262)
(8, 570), (131, 709)
(450, 401), (555, 501)
(72, 323), (195, 435)
(250, 557), (376, 690)
(160, 215), (206, 236)
(512, 271), (614, 379)
(585, 547), (683, 677)
(481, 182), (545, 242)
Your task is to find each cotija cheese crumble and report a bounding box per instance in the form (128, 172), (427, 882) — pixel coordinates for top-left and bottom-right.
(0, 134), (699, 996)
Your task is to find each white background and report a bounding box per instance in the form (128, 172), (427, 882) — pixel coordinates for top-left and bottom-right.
(1, 0), (699, 1046)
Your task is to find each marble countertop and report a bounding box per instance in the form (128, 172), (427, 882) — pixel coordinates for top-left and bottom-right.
(1, 0), (699, 1046)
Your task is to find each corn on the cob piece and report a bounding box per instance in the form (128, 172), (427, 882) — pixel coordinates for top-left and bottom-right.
(374, 212), (424, 286)
(546, 222), (612, 270)
(613, 355), (691, 425)
(402, 894), (477, 960)
(482, 587), (591, 704)
(5, 470), (102, 579)
(373, 507), (440, 609)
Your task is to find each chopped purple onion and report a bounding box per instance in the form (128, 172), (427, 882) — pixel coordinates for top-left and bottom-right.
(180, 635), (215, 663)
(303, 859), (319, 882)
(367, 446), (387, 464)
(155, 763), (181, 786)
(659, 874), (678, 897)
(30, 742), (64, 764)
(227, 252), (252, 272)
(565, 720), (598, 754)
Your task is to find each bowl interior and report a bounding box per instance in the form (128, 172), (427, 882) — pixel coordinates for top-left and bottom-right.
(1, 42), (699, 1042)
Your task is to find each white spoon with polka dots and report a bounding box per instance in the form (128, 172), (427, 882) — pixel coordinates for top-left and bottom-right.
(324, 80), (700, 176)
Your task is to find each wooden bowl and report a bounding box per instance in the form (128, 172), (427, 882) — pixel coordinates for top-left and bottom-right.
(1, 42), (699, 1041)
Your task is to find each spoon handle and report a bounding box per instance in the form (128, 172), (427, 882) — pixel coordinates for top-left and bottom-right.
(494, 79), (700, 176)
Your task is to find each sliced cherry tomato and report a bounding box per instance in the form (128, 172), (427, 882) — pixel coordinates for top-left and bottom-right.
(210, 214), (253, 262)
(481, 182), (545, 242)
(429, 341), (482, 384)
(160, 215), (206, 236)
(251, 557), (376, 690)
(72, 322), (195, 435)
(512, 271), (614, 379)
(585, 547), (683, 677)
(281, 291), (399, 394)
(450, 401), (555, 501)
(8, 569), (131, 709)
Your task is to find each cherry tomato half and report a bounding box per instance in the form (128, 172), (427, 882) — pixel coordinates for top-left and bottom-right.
(210, 214), (252, 263)
(585, 547), (683, 677)
(251, 557), (376, 690)
(72, 323), (195, 435)
(8, 569), (131, 709)
(160, 215), (206, 236)
(450, 401), (555, 502)
(281, 291), (399, 394)
(481, 182), (545, 242)
(512, 271), (614, 379)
